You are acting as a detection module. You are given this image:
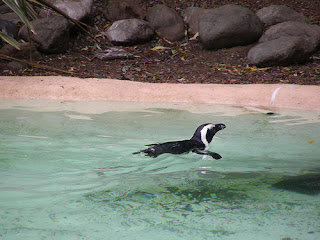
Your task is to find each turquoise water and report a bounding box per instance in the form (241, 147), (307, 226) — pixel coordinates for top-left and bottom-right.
(0, 100), (319, 240)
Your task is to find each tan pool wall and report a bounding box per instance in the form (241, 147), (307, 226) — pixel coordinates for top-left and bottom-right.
(0, 76), (319, 111)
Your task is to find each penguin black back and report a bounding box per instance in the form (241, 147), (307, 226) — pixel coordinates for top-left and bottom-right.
(133, 123), (226, 159)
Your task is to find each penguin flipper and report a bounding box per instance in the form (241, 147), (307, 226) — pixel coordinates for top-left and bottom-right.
(193, 149), (222, 160)
(207, 151), (222, 160)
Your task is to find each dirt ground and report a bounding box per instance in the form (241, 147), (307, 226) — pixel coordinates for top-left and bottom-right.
(1, 0), (320, 85)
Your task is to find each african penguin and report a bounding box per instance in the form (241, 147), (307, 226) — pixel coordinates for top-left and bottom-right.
(133, 123), (226, 159)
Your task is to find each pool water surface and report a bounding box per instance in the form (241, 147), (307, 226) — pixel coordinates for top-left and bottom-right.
(0, 100), (319, 240)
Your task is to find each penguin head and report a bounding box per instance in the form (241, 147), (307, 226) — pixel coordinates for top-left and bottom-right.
(191, 123), (226, 147)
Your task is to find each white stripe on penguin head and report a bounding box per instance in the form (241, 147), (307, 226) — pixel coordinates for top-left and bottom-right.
(200, 124), (214, 150)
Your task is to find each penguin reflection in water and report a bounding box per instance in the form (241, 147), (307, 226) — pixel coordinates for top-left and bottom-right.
(133, 123), (226, 160)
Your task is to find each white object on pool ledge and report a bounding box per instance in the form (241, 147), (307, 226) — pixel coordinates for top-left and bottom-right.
(271, 86), (281, 106)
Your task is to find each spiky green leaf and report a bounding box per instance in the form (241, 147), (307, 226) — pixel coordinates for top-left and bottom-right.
(2, 0), (35, 32)
(0, 31), (20, 50)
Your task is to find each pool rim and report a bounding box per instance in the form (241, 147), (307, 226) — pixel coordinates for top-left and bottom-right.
(0, 76), (319, 111)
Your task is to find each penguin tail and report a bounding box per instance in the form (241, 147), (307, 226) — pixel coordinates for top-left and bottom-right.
(145, 144), (157, 147)
(132, 148), (159, 158)
(133, 143), (157, 155)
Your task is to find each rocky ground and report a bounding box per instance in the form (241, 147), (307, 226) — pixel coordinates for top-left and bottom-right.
(1, 0), (320, 85)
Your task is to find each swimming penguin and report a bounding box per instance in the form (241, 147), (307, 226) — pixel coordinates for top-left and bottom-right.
(133, 123), (226, 159)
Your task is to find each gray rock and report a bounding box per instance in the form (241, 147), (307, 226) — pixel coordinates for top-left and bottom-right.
(146, 4), (185, 42)
(104, 0), (146, 22)
(249, 21), (320, 67)
(0, 13), (21, 25)
(247, 36), (311, 67)
(259, 21), (320, 53)
(199, 4), (263, 50)
(182, 7), (212, 35)
(0, 3), (11, 14)
(0, 42), (40, 59)
(256, 5), (310, 25)
(0, 19), (18, 39)
(95, 48), (135, 60)
(106, 19), (154, 45)
(39, 0), (93, 21)
(8, 61), (27, 70)
(19, 16), (72, 54)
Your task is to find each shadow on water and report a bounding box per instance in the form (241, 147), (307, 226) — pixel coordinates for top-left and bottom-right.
(273, 173), (320, 195)
(85, 170), (283, 204)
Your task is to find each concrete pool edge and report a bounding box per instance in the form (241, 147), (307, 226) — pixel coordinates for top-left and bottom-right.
(0, 76), (319, 111)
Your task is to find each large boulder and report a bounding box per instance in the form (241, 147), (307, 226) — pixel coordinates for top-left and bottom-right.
(146, 4), (185, 42)
(39, 0), (93, 21)
(248, 20), (320, 67)
(105, 19), (154, 45)
(182, 7), (211, 35)
(256, 5), (310, 25)
(104, 0), (146, 22)
(247, 36), (312, 67)
(19, 16), (72, 54)
(259, 21), (320, 53)
(199, 4), (263, 50)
